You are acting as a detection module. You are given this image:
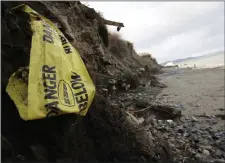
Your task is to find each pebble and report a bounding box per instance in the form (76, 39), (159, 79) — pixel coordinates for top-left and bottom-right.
(126, 95), (133, 100)
(203, 145), (213, 151)
(198, 148), (203, 153)
(101, 88), (108, 93)
(195, 153), (202, 160)
(215, 132), (225, 138)
(184, 133), (189, 137)
(112, 85), (116, 91)
(210, 128), (219, 135)
(191, 135), (199, 143)
(215, 140), (222, 146)
(167, 120), (173, 124)
(137, 117), (145, 124)
(185, 115), (190, 120)
(215, 149), (223, 158)
(177, 133), (182, 136)
(191, 116), (198, 122)
(200, 139), (209, 145)
(219, 141), (225, 151)
(203, 149), (210, 156)
(183, 123), (189, 128)
(191, 127), (198, 133)
(170, 143), (175, 149)
(211, 120), (218, 125)
(202, 134), (209, 138)
(176, 126), (185, 134)
(108, 79), (117, 84)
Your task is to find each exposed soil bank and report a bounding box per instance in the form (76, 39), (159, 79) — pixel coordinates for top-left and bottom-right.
(1, 1), (167, 163)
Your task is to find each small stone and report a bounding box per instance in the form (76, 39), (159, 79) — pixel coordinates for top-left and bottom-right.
(108, 79), (117, 84)
(203, 149), (210, 156)
(112, 85), (117, 91)
(215, 132), (225, 137)
(183, 123), (189, 128)
(202, 134), (209, 138)
(176, 126), (185, 134)
(184, 133), (189, 137)
(126, 95), (133, 100)
(158, 120), (162, 123)
(211, 120), (218, 125)
(212, 135), (220, 140)
(170, 143), (175, 149)
(149, 95), (154, 99)
(101, 88), (108, 93)
(191, 116), (198, 122)
(125, 111), (141, 125)
(215, 140), (222, 146)
(210, 128), (219, 134)
(195, 153), (202, 160)
(167, 120), (173, 124)
(177, 133), (182, 136)
(152, 129), (158, 136)
(198, 148), (203, 153)
(170, 124), (175, 128)
(191, 134), (199, 143)
(215, 149), (223, 157)
(200, 139), (209, 145)
(201, 126), (209, 131)
(137, 117), (145, 124)
(185, 115), (190, 120)
(170, 137), (175, 142)
(125, 84), (130, 90)
(191, 127), (198, 133)
(219, 141), (225, 151)
(203, 145), (213, 151)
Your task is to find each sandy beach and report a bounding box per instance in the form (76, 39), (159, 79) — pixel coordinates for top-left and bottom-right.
(149, 67), (225, 162)
(157, 67), (225, 117)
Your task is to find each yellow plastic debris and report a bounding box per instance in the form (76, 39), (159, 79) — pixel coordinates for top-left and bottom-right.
(6, 4), (96, 120)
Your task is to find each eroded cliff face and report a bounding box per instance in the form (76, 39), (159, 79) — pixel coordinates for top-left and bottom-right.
(2, 1), (160, 90)
(2, 1), (166, 162)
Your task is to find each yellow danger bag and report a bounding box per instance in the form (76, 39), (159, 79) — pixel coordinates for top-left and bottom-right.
(6, 4), (96, 120)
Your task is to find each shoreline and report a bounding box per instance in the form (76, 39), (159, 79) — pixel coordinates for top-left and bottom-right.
(146, 66), (225, 162)
(157, 67), (224, 116)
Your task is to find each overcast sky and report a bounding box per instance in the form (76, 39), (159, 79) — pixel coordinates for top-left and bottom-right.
(86, 1), (224, 63)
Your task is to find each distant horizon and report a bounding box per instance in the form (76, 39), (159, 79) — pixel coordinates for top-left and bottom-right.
(160, 49), (224, 64)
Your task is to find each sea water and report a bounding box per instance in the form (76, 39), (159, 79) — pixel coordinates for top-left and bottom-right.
(177, 52), (224, 69)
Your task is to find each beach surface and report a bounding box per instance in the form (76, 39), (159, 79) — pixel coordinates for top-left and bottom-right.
(157, 67), (224, 117)
(152, 67), (225, 162)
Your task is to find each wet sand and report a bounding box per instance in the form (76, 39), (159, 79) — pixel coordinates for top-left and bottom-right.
(157, 67), (225, 117)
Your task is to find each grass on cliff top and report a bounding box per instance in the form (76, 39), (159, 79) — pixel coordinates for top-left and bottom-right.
(108, 32), (157, 63)
(108, 32), (134, 58)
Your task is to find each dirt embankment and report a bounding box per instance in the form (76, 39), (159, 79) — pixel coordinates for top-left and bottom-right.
(1, 1), (168, 162)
